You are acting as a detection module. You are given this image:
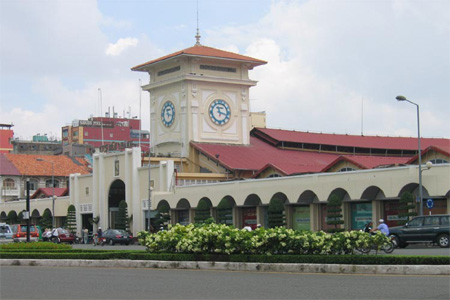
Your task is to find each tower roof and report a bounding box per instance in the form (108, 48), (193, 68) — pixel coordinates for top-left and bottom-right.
(131, 44), (267, 72)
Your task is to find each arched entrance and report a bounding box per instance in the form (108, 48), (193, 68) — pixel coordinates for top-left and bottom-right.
(108, 179), (125, 229)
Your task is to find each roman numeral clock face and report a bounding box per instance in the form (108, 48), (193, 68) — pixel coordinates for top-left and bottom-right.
(209, 99), (231, 126)
(161, 101), (175, 127)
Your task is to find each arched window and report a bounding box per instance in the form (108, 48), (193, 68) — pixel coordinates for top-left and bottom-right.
(338, 167), (355, 172)
(45, 179), (60, 188)
(2, 178), (15, 189)
(429, 159), (448, 164)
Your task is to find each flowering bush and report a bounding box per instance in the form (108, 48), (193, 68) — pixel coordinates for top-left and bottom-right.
(138, 224), (390, 255)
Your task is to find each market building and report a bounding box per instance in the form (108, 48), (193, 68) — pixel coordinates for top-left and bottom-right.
(1, 38), (449, 236)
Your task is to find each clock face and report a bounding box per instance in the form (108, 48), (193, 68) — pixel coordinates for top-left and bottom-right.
(209, 99), (231, 126)
(161, 101), (175, 127)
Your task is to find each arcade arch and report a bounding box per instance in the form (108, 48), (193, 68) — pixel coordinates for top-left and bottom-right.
(242, 194), (262, 230)
(175, 198), (191, 225)
(194, 197), (213, 223)
(217, 196), (235, 225)
(108, 179), (125, 229)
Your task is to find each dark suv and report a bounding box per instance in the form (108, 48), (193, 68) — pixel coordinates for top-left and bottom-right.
(389, 215), (450, 248)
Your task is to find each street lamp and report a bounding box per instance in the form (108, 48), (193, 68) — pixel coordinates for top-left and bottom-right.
(36, 158), (55, 227)
(396, 95), (424, 216)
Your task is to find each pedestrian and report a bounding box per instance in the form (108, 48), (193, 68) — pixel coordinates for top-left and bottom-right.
(51, 227), (59, 243)
(82, 227), (89, 244)
(42, 228), (50, 241)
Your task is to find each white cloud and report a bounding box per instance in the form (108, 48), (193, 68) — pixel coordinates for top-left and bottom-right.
(207, 0), (450, 138)
(1, 0), (448, 141)
(106, 37), (139, 56)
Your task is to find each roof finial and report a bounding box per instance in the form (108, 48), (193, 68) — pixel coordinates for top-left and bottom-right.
(195, 0), (201, 46)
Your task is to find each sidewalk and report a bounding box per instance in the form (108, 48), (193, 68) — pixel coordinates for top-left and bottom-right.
(1, 259), (449, 275)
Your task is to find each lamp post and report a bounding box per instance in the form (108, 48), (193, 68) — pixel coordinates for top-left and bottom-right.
(396, 95), (423, 216)
(36, 158), (55, 227)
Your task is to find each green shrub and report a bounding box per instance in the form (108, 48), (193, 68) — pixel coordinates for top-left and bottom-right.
(0, 242), (71, 250)
(138, 223), (390, 255)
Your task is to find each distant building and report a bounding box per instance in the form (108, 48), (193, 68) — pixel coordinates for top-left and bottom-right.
(0, 153), (91, 206)
(62, 115), (150, 154)
(0, 124), (14, 154)
(11, 134), (62, 155)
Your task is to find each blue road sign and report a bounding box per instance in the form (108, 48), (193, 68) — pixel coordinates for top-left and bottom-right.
(426, 199), (434, 209)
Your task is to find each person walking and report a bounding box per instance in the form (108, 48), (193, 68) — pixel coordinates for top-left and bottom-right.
(51, 227), (59, 243)
(82, 227), (89, 244)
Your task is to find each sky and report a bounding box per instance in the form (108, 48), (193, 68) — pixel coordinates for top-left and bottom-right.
(0, 0), (449, 141)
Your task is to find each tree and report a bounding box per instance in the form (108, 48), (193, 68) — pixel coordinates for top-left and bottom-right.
(39, 209), (52, 229)
(194, 199), (211, 224)
(65, 205), (77, 233)
(115, 200), (129, 230)
(152, 203), (171, 230)
(398, 191), (417, 225)
(268, 198), (285, 228)
(217, 198), (233, 225)
(326, 194), (344, 233)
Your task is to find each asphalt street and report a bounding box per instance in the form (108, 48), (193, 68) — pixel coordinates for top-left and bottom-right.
(1, 265), (449, 300)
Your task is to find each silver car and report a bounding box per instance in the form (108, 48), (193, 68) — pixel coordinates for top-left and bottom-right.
(0, 223), (13, 243)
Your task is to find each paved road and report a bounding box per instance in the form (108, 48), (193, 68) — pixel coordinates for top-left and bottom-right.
(1, 266), (449, 300)
(72, 243), (450, 256)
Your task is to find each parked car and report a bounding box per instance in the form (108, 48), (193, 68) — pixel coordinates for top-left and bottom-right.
(389, 214), (450, 248)
(10, 224), (39, 242)
(53, 228), (75, 244)
(0, 223), (13, 243)
(103, 229), (133, 245)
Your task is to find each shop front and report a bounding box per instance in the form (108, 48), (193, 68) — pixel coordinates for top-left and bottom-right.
(292, 206), (311, 231)
(350, 202), (372, 230)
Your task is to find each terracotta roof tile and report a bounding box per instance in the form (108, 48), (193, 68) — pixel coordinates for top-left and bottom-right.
(3, 154), (91, 176)
(132, 44), (267, 71)
(192, 130), (432, 176)
(31, 188), (68, 199)
(253, 128), (450, 152)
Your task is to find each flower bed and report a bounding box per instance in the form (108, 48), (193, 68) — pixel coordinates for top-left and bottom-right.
(138, 223), (390, 255)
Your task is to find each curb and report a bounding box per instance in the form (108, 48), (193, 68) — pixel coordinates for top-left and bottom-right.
(1, 259), (449, 275)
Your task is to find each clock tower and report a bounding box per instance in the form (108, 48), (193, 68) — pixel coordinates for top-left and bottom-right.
(132, 41), (266, 160)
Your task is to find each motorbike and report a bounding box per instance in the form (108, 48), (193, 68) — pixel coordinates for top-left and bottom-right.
(92, 234), (106, 246)
(357, 235), (395, 254)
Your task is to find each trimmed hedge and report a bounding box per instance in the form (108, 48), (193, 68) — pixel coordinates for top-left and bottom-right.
(1, 251), (448, 265)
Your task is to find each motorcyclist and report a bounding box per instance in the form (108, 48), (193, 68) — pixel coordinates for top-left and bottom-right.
(373, 219), (389, 236)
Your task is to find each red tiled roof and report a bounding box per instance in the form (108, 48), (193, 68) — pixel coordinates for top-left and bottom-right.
(132, 44), (267, 71)
(405, 145), (450, 164)
(322, 155), (411, 171)
(192, 133), (429, 176)
(0, 154), (20, 175)
(193, 137), (339, 175)
(4, 154), (91, 176)
(253, 128), (450, 152)
(31, 188), (68, 199)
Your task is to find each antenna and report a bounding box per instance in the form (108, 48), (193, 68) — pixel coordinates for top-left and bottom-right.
(195, 0), (201, 45)
(98, 88), (104, 146)
(361, 97), (364, 136)
(138, 79), (142, 149)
